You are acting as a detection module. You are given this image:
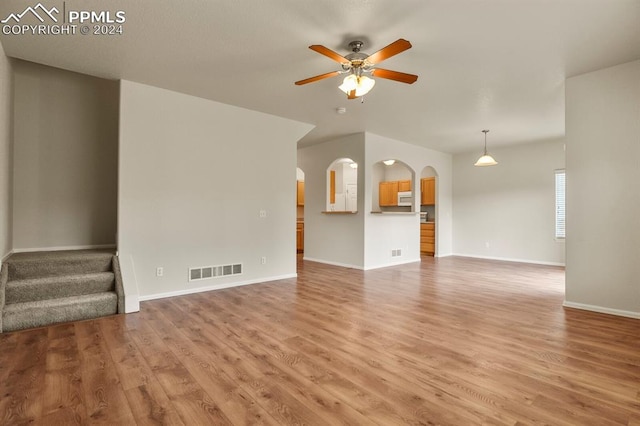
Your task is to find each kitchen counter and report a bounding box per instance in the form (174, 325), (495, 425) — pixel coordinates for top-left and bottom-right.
(370, 211), (420, 215)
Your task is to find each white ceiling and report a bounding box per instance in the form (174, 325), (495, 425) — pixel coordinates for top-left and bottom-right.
(1, 0), (639, 153)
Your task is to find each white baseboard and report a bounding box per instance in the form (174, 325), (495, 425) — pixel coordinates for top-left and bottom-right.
(452, 253), (565, 267)
(434, 252), (452, 258)
(12, 244), (117, 253)
(302, 256), (421, 271)
(1, 250), (12, 264)
(138, 273), (297, 302)
(302, 257), (364, 270)
(363, 257), (421, 271)
(563, 301), (640, 319)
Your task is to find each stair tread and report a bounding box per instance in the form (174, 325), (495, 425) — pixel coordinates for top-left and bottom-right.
(5, 249), (115, 280)
(2, 292), (118, 332)
(4, 292), (118, 311)
(7, 271), (115, 286)
(6, 249), (115, 264)
(5, 272), (116, 304)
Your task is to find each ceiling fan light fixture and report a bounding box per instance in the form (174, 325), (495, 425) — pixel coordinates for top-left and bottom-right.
(474, 130), (498, 167)
(338, 74), (375, 98)
(295, 39), (418, 99)
(383, 159), (396, 166)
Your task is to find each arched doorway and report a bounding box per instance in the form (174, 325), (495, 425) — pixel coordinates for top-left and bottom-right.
(326, 158), (358, 212)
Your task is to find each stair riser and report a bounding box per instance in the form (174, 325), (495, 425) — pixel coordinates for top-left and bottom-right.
(8, 257), (113, 280)
(2, 293), (118, 332)
(6, 274), (115, 304)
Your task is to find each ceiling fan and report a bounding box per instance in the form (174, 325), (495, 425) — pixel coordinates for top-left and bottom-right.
(295, 39), (418, 100)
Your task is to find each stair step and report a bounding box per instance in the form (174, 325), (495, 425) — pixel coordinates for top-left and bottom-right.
(6, 249), (114, 280)
(5, 272), (115, 304)
(2, 292), (118, 332)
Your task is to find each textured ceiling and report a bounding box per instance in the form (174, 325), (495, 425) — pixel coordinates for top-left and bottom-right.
(1, 0), (639, 153)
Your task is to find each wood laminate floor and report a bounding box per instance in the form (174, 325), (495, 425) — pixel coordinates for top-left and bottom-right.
(1, 256), (639, 425)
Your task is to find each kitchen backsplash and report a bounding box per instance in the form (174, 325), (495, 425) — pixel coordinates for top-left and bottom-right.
(420, 205), (436, 221)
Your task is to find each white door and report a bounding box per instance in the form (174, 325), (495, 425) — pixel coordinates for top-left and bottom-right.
(346, 184), (357, 212)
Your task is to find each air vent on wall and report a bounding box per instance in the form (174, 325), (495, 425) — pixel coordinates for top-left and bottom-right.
(391, 249), (402, 257)
(189, 263), (243, 282)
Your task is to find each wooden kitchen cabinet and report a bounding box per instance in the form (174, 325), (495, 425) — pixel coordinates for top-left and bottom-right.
(330, 171), (336, 204)
(398, 180), (411, 192)
(379, 181), (399, 206)
(420, 222), (435, 256)
(296, 181), (305, 206)
(421, 177), (436, 205)
(296, 222), (304, 253)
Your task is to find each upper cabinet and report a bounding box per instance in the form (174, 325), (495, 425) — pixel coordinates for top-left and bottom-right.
(379, 179), (411, 207)
(397, 180), (411, 192)
(296, 180), (305, 206)
(379, 181), (399, 206)
(420, 177), (435, 205)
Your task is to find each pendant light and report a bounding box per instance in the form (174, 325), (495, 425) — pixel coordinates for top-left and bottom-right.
(474, 130), (498, 167)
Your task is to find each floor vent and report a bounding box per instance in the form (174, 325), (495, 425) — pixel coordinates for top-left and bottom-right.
(189, 263), (243, 281)
(391, 249), (402, 257)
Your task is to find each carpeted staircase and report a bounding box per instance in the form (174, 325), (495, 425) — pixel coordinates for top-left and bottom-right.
(0, 249), (124, 333)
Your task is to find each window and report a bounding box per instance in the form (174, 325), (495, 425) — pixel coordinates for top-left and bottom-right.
(555, 170), (565, 239)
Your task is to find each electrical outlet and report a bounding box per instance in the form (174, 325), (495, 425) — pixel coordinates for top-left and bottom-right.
(259, 210), (267, 218)
(261, 256), (267, 265)
(156, 267), (164, 277)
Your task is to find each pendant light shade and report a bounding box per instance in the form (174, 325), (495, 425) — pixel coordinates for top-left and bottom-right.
(338, 74), (376, 97)
(474, 130), (498, 167)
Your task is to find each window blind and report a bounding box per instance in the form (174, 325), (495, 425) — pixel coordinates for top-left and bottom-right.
(555, 170), (565, 239)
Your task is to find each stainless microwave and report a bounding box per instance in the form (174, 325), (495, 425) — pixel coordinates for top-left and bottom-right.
(397, 191), (412, 206)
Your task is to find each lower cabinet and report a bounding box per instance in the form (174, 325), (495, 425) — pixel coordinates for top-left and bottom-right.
(420, 222), (435, 256)
(296, 222), (304, 253)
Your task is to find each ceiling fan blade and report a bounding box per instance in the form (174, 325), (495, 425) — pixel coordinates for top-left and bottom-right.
(372, 68), (418, 84)
(295, 71), (341, 85)
(366, 39), (412, 65)
(347, 90), (357, 100)
(309, 45), (350, 64)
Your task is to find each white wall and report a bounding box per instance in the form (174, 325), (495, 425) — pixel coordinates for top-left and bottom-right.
(565, 60), (640, 318)
(12, 61), (119, 250)
(383, 162), (412, 182)
(119, 80), (312, 307)
(0, 43), (12, 261)
(297, 134), (366, 268)
(452, 139), (565, 265)
(364, 132), (453, 268)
